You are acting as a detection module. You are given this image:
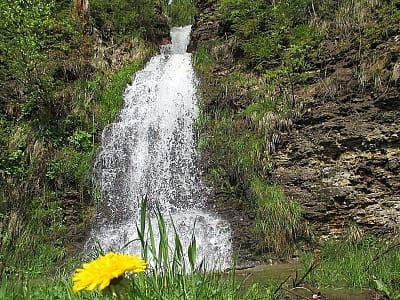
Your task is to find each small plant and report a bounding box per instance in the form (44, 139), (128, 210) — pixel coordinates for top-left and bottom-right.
(252, 179), (307, 257)
(68, 130), (93, 151)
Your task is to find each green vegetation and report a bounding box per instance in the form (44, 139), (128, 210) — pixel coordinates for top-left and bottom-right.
(301, 236), (400, 297)
(1, 203), (280, 299)
(0, 274), (276, 300)
(90, 0), (169, 41)
(218, 0), (323, 72)
(3, 202), (397, 299)
(196, 67), (304, 256)
(251, 180), (306, 257)
(193, 47), (214, 73)
(0, 0), (168, 278)
(167, 0), (197, 27)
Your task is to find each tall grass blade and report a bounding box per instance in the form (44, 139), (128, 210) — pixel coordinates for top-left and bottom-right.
(120, 238), (140, 252)
(138, 197), (148, 261)
(154, 206), (169, 272)
(147, 214), (158, 267)
(140, 195), (148, 239)
(188, 223), (197, 272)
(170, 214), (184, 273)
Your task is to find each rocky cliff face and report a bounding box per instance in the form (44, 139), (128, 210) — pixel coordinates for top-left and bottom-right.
(191, 0), (400, 255)
(272, 35), (400, 237)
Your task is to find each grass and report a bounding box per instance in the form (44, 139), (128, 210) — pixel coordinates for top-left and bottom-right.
(301, 236), (400, 292)
(193, 47), (214, 73)
(251, 178), (307, 258)
(0, 273), (278, 300)
(5, 221), (399, 299)
(94, 60), (146, 129)
(0, 201), (280, 299)
(3, 234), (400, 299)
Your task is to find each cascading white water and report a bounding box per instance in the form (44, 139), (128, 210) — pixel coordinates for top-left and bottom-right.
(86, 26), (232, 270)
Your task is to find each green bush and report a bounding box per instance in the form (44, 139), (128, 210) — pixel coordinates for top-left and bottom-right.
(218, 0), (323, 72)
(68, 130), (93, 151)
(90, 0), (166, 41)
(0, 0), (81, 81)
(242, 35), (279, 67)
(0, 150), (26, 178)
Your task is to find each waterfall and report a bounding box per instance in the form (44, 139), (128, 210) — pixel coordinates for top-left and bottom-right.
(86, 26), (232, 270)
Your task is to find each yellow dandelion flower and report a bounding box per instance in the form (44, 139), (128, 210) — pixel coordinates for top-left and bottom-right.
(72, 252), (148, 293)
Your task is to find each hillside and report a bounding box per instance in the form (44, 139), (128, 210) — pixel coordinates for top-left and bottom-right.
(0, 0), (169, 276)
(190, 0), (400, 262)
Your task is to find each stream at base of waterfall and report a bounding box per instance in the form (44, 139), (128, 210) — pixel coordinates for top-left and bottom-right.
(85, 26), (232, 270)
